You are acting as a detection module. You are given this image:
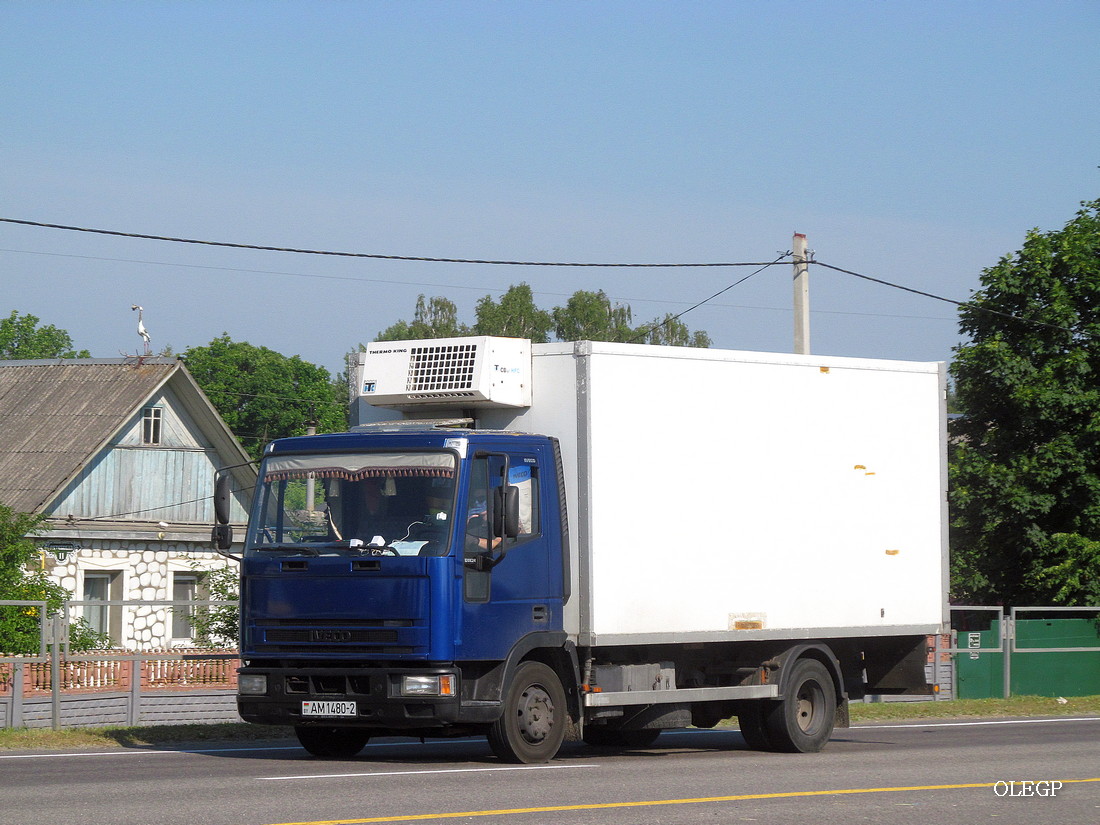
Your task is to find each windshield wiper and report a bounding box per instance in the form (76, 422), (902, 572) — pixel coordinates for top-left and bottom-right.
(255, 543), (321, 555)
(254, 539), (366, 555)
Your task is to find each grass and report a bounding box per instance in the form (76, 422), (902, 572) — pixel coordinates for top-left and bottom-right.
(847, 693), (1100, 722)
(2, 695), (1098, 752)
(0, 722), (292, 751)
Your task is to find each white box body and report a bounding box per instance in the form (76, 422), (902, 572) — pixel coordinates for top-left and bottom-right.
(473, 341), (948, 646)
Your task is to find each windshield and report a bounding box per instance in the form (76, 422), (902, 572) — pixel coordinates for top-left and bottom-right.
(246, 451), (456, 556)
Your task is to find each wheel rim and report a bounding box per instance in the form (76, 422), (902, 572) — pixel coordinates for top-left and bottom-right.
(795, 681), (825, 733)
(516, 684), (554, 743)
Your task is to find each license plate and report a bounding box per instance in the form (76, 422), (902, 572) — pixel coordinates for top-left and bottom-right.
(301, 700), (357, 717)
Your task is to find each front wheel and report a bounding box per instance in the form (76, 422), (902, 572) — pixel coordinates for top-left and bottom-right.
(294, 726), (370, 758)
(763, 658), (836, 753)
(488, 661), (568, 763)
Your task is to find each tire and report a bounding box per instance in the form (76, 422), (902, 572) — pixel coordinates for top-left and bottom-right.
(488, 661), (568, 763)
(294, 726), (370, 758)
(736, 702), (775, 751)
(583, 727), (661, 748)
(763, 658), (836, 753)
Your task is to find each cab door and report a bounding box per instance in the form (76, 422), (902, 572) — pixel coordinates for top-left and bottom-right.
(456, 449), (561, 660)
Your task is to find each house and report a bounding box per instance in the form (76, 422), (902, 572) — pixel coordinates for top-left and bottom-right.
(0, 357), (254, 649)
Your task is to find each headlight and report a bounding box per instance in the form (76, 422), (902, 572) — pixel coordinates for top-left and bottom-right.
(401, 674), (456, 697)
(238, 674), (268, 695)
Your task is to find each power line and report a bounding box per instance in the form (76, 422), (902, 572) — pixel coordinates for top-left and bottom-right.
(0, 218), (781, 269)
(0, 247), (955, 322)
(627, 253), (789, 343)
(7, 216), (1052, 331)
(812, 259), (1078, 335)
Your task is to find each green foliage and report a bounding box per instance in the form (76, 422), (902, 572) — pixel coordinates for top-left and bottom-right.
(473, 283), (553, 342)
(0, 505), (109, 654)
(373, 286), (711, 348)
(0, 310), (89, 359)
(637, 314), (713, 348)
(1029, 533), (1100, 606)
(183, 558), (239, 646)
(551, 290), (636, 342)
(183, 334), (347, 460)
(950, 198), (1100, 605)
(377, 295), (470, 341)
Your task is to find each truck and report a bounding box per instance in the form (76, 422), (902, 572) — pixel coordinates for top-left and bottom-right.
(213, 336), (947, 762)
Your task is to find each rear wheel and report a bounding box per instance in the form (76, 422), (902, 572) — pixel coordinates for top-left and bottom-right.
(763, 659), (836, 753)
(488, 661), (567, 763)
(736, 703), (774, 751)
(294, 726), (370, 758)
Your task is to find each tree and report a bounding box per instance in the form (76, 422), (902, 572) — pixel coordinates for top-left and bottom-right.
(371, 286), (711, 348)
(0, 311), (89, 359)
(637, 314), (713, 348)
(183, 335), (346, 460)
(0, 505), (108, 653)
(551, 290), (636, 342)
(377, 295), (470, 341)
(473, 283), (553, 342)
(949, 198), (1100, 605)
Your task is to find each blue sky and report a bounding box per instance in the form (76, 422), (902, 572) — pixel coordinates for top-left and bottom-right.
(2, 1), (1097, 375)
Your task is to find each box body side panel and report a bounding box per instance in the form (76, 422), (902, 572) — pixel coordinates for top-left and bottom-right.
(578, 348), (944, 637)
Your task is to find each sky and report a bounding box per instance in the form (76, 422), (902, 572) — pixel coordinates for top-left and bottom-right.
(2, 1), (1098, 377)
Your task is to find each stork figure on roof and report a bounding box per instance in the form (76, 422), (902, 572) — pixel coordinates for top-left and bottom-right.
(132, 304), (151, 356)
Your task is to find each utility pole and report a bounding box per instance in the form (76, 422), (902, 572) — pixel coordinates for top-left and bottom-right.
(305, 413), (317, 514)
(792, 232), (810, 354)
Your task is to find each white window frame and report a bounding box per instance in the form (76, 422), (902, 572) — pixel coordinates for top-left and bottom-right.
(171, 573), (201, 641)
(141, 406), (163, 445)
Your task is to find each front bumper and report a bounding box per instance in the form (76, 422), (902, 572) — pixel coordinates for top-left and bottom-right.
(237, 664), (496, 729)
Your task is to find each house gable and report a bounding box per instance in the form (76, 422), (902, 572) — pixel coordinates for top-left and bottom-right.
(47, 382), (239, 524)
(0, 358), (253, 523)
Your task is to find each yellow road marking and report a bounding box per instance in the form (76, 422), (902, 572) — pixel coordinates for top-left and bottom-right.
(264, 777), (1100, 825)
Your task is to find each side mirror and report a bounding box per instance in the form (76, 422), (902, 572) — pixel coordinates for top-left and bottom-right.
(492, 486), (521, 538)
(214, 472), (233, 525)
(211, 523), (234, 551)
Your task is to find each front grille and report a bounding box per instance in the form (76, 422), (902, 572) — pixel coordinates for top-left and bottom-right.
(284, 673), (382, 696)
(257, 619), (414, 627)
(264, 629), (399, 644)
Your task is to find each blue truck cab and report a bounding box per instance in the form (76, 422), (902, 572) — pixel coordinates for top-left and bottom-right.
(231, 425), (574, 761)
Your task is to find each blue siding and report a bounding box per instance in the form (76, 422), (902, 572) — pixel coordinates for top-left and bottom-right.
(46, 386), (249, 523)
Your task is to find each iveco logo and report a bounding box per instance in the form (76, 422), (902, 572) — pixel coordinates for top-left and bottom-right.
(310, 630), (352, 642)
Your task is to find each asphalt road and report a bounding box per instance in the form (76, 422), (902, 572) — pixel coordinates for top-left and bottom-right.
(2, 717), (1098, 825)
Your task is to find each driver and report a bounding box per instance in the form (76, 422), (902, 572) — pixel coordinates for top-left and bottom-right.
(348, 477), (397, 543)
(466, 495), (501, 552)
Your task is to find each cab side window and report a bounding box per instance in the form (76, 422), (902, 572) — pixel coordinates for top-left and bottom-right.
(508, 461), (539, 541)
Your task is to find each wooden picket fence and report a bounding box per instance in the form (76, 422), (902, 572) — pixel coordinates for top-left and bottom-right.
(0, 649), (239, 696)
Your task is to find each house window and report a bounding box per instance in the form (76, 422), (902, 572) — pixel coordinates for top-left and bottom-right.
(83, 571), (121, 643)
(172, 573), (200, 641)
(142, 407), (163, 445)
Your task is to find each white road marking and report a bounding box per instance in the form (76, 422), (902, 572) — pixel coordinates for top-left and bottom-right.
(2, 717), (1097, 761)
(260, 763), (598, 781)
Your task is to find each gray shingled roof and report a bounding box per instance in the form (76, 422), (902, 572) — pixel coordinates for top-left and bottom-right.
(0, 358), (179, 513)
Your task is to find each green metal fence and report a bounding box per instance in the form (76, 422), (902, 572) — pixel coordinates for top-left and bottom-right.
(952, 606), (1100, 700)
